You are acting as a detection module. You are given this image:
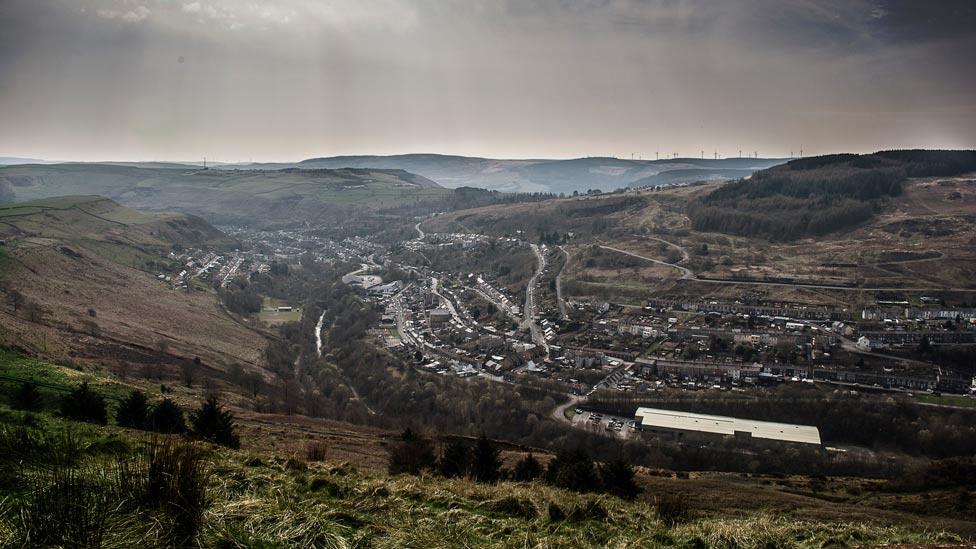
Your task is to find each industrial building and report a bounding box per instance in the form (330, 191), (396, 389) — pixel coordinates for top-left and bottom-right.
(634, 407), (822, 446)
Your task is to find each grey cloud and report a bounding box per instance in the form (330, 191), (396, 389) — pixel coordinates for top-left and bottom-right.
(0, 0), (972, 162)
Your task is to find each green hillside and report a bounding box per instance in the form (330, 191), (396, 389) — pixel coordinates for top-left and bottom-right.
(0, 164), (447, 227)
(0, 195), (230, 245)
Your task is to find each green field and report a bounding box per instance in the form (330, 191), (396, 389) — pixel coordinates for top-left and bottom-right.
(914, 393), (976, 408)
(0, 347), (133, 406)
(258, 297), (302, 325)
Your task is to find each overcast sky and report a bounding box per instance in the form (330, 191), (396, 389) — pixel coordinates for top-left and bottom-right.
(1, 0), (974, 162)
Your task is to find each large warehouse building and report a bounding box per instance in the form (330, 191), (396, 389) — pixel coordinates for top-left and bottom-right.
(634, 407), (821, 446)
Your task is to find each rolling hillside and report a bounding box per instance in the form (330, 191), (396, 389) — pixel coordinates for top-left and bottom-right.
(689, 150), (976, 240)
(423, 156), (976, 305)
(0, 196), (267, 377)
(0, 156), (783, 211)
(0, 163), (446, 227)
(292, 154), (786, 194)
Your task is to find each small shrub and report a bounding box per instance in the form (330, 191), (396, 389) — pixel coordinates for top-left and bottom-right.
(304, 441), (328, 461)
(309, 477), (347, 498)
(547, 502), (566, 522)
(285, 457), (307, 472)
(487, 496), (537, 519)
(567, 500), (608, 522)
(60, 382), (108, 425)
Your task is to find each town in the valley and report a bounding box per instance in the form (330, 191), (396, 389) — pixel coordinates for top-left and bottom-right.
(160, 212), (976, 448)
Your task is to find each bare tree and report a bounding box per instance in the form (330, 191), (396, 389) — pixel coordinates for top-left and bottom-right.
(8, 289), (25, 312)
(181, 360), (195, 387)
(227, 363), (245, 388)
(23, 301), (46, 323)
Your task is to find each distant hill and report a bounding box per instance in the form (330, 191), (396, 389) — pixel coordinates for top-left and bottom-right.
(0, 157), (60, 166)
(0, 154), (785, 196)
(628, 168), (756, 187)
(689, 149), (976, 240)
(0, 163), (445, 227)
(0, 195), (265, 373)
(249, 154), (786, 194)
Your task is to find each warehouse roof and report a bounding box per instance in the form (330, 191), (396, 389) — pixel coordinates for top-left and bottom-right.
(634, 407), (821, 445)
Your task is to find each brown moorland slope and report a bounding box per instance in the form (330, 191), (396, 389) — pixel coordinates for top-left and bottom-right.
(0, 196), (267, 377)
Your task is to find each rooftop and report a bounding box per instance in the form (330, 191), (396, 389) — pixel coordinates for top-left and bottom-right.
(634, 407), (821, 445)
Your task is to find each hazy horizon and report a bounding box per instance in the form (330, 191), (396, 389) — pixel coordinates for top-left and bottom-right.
(2, 0), (974, 162)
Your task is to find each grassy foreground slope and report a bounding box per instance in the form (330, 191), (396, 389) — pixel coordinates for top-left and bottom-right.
(1, 346), (974, 546)
(0, 196), (266, 375)
(0, 163), (446, 227)
(0, 349), (965, 548)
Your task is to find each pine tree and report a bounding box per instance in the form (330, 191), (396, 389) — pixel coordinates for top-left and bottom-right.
(513, 453), (543, 481)
(599, 459), (640, 500)
(60, 382), (107, 425)
(438, 439), (471, 478)
(190, 396), (239, 448)
(388, 428), (435, 476)
(545, 447), (600, 493)
(470, 434), (501, 483)
(12, 381), (44, 412)
(116, 390), (149, 429)
(150, 398), (187, 434)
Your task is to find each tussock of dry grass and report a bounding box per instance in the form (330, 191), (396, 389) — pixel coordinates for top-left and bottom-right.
(199, 456), (961, 548)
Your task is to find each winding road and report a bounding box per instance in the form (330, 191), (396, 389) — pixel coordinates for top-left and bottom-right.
(599, 244), (695, 279)
(522, 243), (549, 353)
(599, 244), (976, 292)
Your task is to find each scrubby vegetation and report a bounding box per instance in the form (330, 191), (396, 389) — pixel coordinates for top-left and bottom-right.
(0, 405), (962, 548)
(690, 150), (976, 240)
